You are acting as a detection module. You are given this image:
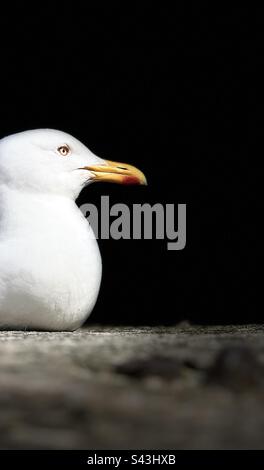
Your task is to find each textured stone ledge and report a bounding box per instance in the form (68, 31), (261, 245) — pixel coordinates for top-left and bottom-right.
(1, 324), (264, 449)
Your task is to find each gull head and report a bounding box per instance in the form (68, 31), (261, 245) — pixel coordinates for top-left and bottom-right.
(0, 129), (147, 199)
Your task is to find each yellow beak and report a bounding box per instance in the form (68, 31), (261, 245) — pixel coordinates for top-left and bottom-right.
(81, 160), (147, 185)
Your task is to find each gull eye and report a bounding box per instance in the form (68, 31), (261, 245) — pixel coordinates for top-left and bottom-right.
(57, 144), (70, 157)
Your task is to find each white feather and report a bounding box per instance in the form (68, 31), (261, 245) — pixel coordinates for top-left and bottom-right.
(0, 129), (103, 330)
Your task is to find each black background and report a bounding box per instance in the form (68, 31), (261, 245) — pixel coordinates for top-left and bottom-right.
(0, 5), (258, 325)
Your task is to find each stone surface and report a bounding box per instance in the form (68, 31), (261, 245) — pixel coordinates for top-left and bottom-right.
(1, 324), (264, 449)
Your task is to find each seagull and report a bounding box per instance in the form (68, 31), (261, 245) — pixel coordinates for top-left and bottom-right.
(0, 129), (146, 331)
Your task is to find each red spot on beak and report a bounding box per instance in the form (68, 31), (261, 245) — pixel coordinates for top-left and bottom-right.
(123, 175), (141, 185)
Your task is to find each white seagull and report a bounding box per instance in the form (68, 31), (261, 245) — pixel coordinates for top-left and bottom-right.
(0, 129), (146, 331)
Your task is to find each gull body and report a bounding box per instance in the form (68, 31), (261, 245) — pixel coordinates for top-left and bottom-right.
(0, 129), (146, 330)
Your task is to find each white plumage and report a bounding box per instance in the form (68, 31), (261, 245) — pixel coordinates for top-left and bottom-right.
(0, 129), (146, 331)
